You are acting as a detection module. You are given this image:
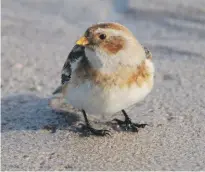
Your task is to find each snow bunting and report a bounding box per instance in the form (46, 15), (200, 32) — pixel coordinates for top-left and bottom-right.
(53, 22), (154, 136)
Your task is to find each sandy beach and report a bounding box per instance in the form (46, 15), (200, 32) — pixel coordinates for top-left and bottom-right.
(1, 0), (205, 170)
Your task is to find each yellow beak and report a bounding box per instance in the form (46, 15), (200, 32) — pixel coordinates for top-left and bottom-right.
(76, 36), (89, 46)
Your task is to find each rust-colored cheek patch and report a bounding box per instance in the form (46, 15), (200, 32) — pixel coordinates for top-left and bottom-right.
(101, 36), (125, 55)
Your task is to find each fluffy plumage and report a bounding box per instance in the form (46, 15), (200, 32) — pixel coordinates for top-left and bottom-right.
(53, 22), (154, 120)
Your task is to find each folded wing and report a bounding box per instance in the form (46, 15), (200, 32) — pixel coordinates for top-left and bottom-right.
(53, 45), (85, 94)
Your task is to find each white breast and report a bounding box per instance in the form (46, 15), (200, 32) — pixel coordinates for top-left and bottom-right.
(64, 59), (154, 120)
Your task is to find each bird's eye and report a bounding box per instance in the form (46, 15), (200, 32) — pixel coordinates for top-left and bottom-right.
(99, 34), (106, 40)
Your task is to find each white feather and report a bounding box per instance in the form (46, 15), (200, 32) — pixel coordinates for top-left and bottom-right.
(63, 25), (154, 120)
(85, 28), (145, 74)
(64, 59), (154, 120)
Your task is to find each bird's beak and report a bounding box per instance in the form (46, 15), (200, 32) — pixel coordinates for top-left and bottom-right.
(76, 36), (89, 46)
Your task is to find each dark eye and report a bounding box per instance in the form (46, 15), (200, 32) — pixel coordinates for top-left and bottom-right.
(99, 34), (106, 40)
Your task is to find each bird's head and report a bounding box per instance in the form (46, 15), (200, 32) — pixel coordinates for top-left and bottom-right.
(75, 22), (146, 73)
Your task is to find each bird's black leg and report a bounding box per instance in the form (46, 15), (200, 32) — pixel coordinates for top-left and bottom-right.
(113, 109), (147, 132)
(80, 109), (110, 136)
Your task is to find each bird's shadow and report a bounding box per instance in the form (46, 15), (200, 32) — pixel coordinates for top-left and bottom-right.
(1, 93), (84, 133)
(1, 93), (146, 135)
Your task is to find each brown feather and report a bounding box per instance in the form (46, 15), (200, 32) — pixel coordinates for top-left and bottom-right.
(101, 36), (125, 55)
(87, 23), (132, 36)
(72, 59), (152, 90)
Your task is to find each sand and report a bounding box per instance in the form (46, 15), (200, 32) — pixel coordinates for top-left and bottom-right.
(1, 0), (205, 170)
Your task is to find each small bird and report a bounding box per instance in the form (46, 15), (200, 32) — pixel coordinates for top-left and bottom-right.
(52, 22), (154, 136)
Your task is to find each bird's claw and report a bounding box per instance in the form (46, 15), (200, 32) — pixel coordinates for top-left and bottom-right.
(112, 118), (147, 132)
(133, 123), (148, 128)
(80, 124), (111, 137)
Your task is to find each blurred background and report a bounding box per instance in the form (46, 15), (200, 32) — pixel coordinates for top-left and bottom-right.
(2, 0), (205, 97)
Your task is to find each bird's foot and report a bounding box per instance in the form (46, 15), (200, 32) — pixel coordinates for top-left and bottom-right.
(80, 110), (110, 137)
(113, 110), (147, 132)
(80, 123), (110, 136)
